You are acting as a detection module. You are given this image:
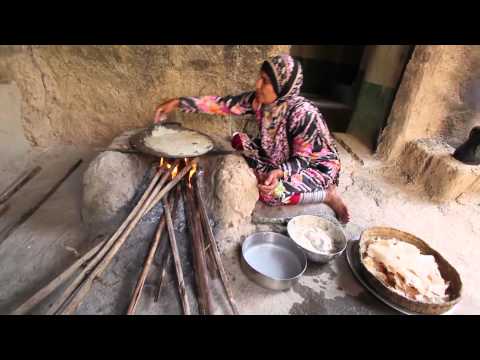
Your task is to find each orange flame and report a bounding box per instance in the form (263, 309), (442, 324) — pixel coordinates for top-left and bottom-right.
(159, 157), (164, 168)
(166, 162), (172, 170)
(171, 164), (179, 179)
(188, 162), (198, 188)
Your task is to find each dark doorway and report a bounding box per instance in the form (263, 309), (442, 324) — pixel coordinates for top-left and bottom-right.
(291, 46), (366, 133)
(292, 45), (414, 152)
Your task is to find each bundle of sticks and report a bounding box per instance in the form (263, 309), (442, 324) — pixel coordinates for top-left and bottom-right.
(13, 158), (239, 315)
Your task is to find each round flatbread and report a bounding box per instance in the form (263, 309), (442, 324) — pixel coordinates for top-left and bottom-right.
(143, 126), (214, 157)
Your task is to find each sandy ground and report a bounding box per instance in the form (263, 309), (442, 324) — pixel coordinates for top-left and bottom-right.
(0, 107), (478, 314)
(336, 135), (480, 314)
(218, 134), (480, 315)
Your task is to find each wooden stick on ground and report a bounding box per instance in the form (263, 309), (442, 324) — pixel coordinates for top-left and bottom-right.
(0, 166), (42, 205)
(331, 134), (365, 166)
(193, 177), (240, 315)
(60, 161), (194, 315)
(205, 245), (218, 280)
(94, 148), (141, 154)
(154, 252), (171, 302)
(127, 219), (167, 314)
(11, 238), (107, 315)
(163, 194), (191, 315)
(154, 186), (181, 303)
(0, 161), (82, 247)
(183, 179), (214, 315)
(126, 192), (180, 315)
(46, 165), (168, 315)
(0, 204), (8, 217)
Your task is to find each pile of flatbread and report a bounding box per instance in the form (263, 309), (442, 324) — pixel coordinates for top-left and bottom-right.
(361, 237), (449, 304)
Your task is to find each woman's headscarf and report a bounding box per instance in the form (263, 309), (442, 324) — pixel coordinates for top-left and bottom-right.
(257, 54), (305, 166)
(261, 54), (303, 99)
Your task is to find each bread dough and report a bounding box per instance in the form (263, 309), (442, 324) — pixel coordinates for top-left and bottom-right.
(144, 126), (214, 157)
(289, 216), (335, 253)
(361, 237), (449, 304)
(302, 227), (334, 253)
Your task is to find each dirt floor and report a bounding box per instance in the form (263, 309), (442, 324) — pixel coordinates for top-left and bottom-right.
(222, 134), (480, 315)
(0, 122), (479, 314)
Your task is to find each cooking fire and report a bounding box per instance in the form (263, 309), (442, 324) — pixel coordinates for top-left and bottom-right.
(12, 154), (238, 316)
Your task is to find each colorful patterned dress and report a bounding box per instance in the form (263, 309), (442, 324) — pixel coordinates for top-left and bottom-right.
(178, 55), (341, 206)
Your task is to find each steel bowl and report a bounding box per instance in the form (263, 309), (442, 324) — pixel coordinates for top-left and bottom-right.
(241, 232), (307, 291)
(287, 215), (347, 264)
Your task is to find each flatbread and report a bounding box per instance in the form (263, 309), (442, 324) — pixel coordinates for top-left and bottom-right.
(361, 237), (449, 304)
(144, 126), (214, 157)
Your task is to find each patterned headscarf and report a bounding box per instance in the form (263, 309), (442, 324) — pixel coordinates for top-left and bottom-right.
(261, 54), (303, 99)
(257, 54), (305, 165)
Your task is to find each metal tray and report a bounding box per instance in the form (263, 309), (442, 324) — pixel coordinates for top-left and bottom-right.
(241, 232), (307, 291)
(129, 122), (215, 159)
(345, 239), (456, 315)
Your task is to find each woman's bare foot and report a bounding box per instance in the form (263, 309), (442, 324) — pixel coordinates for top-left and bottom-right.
(324, 186), (350, 224)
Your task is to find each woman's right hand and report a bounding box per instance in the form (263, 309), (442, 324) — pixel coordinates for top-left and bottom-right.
(154, 98), (180, 123)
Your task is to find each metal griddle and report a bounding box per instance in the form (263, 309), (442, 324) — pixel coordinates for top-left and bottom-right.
(129, 122), (238, 158)
(130, 122), (214, 159)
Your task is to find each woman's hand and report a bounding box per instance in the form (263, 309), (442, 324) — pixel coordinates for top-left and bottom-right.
(154, 98), (180, 123)
(258, 169), (283, 195)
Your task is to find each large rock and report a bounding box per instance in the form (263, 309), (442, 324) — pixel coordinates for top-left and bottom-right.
(81, 131), (151, 227)
(213, 155), (259, 229)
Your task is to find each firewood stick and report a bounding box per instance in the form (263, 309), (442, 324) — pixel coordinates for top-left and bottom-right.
(193, 212), (214, 315)
(11, 238), (107, 315)
(154, 252), (171, 302)
(154, 186), (181, 303)
(60, 161), (193, 315)
(0, 160), (81, 247)
(197, 215), (216, 279)
(331, 134), (364, 166)
(183, 180), (214, 315)
(0, 204), (8, 217)
(47, 165), (168, 314)
(46, 165), (168, 315)
(205, 246), (218, 280)
(127, 218), (167, 314)
(0, 166), (42, 204)
(197, 217), (216, 312)
(141, 161), (192, 215)
(126, 193), (180, 315)
(182, 182), (204, 314)
(163, 195), (191, 315)
(193, 177), (240, 315)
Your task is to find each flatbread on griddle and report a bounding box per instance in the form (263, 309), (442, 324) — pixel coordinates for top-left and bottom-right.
(144, 126), (214, 157)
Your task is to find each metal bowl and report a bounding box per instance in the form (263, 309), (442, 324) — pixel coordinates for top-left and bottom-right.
(287, 215), (347, 264)
(241, 232), (307, 291)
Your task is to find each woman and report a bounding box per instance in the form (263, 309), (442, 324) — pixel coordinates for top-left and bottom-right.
(154, 54), (350, 224)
